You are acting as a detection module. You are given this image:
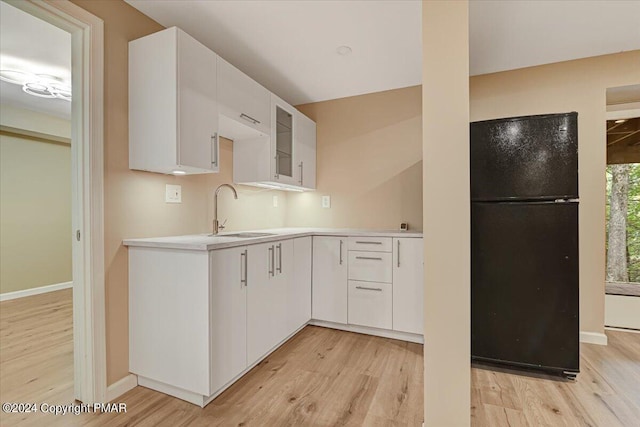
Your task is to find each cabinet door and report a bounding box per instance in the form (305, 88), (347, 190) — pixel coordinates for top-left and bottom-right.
(217, 57), (271, 138)
(312, 236), (348, 323)
(294, 111), (316, 189)
(271, 94), (298, 185)
(289, 237), (312, 334)
(392, 238), (424, 334)
(247, 242), (281, 364)
(209, 246), (247, 393)
(275, 239), (294, 338)
(177, 29), (219, 172)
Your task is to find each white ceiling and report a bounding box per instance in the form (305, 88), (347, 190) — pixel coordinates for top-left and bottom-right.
(126, 0), (640, 106)
(1, 1), (637, 117)
(126, 0), (422, 105)
(469, 1), (640, 76)
(0, 1), (71, 119)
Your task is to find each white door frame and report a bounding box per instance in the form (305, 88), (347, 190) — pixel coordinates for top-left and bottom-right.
(6, 0), (106, 403)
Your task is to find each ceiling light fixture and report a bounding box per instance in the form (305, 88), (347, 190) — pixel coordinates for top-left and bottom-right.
(0, 69), (71, 101)
(336, 45), (352, 56)
(614, 119), (627, 124)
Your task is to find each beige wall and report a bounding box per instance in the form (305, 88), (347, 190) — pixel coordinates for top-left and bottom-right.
(69, 0), (640, 390)
(289, 86), (423, 231)
(71, 0), (287, 384)
(0, 107), (72, 293)
(422, 1), (470, 425)
(470, 50), (640, 337)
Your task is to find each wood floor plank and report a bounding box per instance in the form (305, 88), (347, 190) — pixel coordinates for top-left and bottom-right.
(2, 289), (639, 426)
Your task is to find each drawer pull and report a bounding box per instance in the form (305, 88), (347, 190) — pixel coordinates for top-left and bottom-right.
(356, 286), (383, 292)
(240, 113), (260, 125)
(355, 256), (383, 261)
(355, 241), (383, 245)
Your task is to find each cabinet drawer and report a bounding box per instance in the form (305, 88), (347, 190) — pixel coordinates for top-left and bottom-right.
(348, 237), (392, 252)
(348, 280), (392, 329)
(348, 251), (392, 283)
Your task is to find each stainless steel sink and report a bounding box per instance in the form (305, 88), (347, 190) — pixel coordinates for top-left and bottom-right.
(219, 232), (277, 238)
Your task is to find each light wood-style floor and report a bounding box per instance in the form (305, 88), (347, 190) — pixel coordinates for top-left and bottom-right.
(1, 290), (639, 426)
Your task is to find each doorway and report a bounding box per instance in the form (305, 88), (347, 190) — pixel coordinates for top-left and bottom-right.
(0, 0), (105, 404)
(604, 84), (640, 331)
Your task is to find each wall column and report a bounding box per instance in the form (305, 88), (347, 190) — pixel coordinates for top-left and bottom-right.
(422, 1), (470, 425)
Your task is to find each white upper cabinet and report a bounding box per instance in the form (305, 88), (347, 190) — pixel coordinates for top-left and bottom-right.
(294, 111), (317, 190)
(217, 57), (271, 140)
(233, 93), (317, 191)
(271, 94), (298, 186)
(129, 26), (316, 184)
(129, 27), (219, 175)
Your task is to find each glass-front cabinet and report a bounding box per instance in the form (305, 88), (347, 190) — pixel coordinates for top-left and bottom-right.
(271, 95), (298, 185)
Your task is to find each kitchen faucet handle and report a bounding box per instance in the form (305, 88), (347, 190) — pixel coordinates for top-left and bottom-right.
(219, 219), (227, 230)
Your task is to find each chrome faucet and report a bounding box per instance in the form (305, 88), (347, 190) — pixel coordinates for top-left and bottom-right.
(212, 184), (238, 235)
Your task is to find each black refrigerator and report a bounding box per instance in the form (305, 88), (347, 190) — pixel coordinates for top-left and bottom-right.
(470, 112), (580, 379)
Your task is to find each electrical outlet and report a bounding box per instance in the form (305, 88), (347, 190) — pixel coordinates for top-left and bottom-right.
(165, 184), (182, 203)
(273, 195), (278, 207)
(322, 195), (331, 209)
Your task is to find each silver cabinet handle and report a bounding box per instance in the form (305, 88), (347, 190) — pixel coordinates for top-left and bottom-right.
(240, 113), (260, 125)
(276, 243), (282, 274)
(355, 241), (383, 245)
(339, 240), (343, 265)
(298, 161), (303, 185)
(274, 152), (280, 179)
(397, 240), (400, 268)
(240, 250), (247, 287)
(268, 245), (274, 277)
(356, 286), (383, 292)
(211, 133), (218, 167)
(355, 256), (383, 261)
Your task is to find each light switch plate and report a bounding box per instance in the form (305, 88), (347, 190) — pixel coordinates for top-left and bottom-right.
(273, 195), (278, 207)
(165, 184), (182, 203)
(322, 195), (331, 208)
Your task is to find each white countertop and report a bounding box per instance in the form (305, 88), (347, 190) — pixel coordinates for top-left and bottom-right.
(123, 228), (423, 251)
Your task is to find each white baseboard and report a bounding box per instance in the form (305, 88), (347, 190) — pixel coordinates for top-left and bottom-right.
(580, 331), (608, 346)
(106, 374), (138, 402)
(0, 281), (73, 302)
(309, 320), (424, 344)
(606, 326), (640, 334)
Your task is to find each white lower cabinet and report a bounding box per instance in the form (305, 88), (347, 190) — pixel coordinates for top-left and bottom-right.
(348, 280), (393, 329)
(128, 233), (421, 408)
(247, 241), (289, 364)
(392, 238), (424, 335)
(311, 236), (423, 339)
(210, 246), (248, 392)
(129, 238), (310, 406)
(289, 237), (312, 334)
(129, 248), (212, 396)
(312, 236), (348, 323)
